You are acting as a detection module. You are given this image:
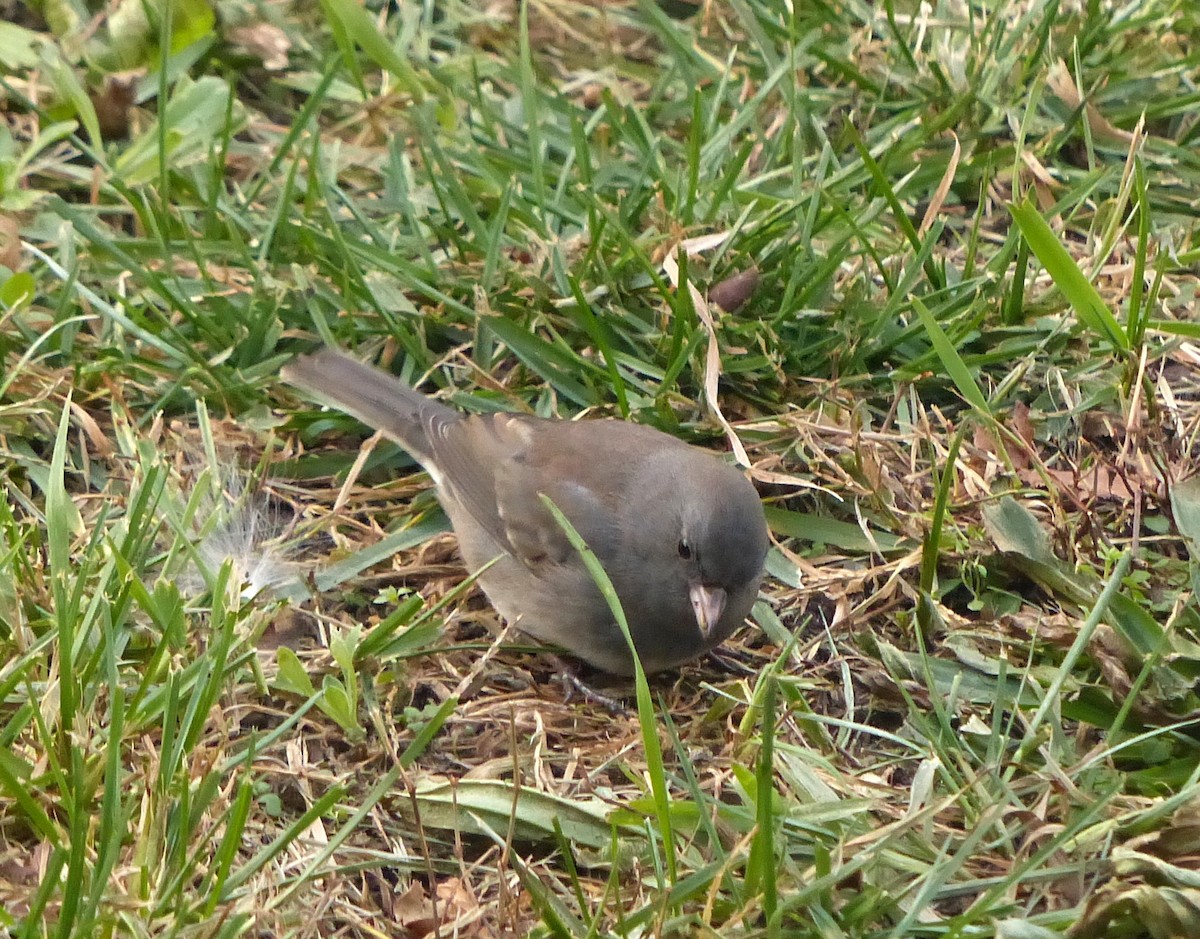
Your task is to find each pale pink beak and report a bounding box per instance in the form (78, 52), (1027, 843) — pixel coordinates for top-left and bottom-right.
(689, 584), (727, 639)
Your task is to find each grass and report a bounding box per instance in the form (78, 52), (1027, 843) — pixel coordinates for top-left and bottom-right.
(2, 0), (1200, 935)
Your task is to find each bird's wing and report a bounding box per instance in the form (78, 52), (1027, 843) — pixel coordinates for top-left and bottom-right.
(429, 414), (624, 572)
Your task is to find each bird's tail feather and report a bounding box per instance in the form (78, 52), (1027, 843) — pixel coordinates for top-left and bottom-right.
(281, 349), (457, 460)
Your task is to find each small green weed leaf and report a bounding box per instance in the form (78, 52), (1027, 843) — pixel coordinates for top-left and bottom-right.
(169, 0), (218, 51)
(1172, 475), (1200, 601)
(0, 271), (36, 306)
(1170, 475), (1200, 550)
(398, 696), (456, 767)
(981, 496), (1057, 567)
(1, 119), (77, 209)
(95, 0), (214, 69)
(319, 676), (362, 739)
(0, 21), (41, 69)
(329, 624), (360, 674)
(274, 647), (316, 697)
(982, 497), (1102, 605)
(1106, 593), (1167, 658)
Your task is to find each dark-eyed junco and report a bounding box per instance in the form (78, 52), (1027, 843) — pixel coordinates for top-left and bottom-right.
(282, 349), (769, 675)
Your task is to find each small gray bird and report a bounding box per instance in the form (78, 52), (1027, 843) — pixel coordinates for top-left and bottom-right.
(282, 349), (769, 675)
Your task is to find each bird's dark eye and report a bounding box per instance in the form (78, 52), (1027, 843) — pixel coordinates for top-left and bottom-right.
(677, 540), (692, 560)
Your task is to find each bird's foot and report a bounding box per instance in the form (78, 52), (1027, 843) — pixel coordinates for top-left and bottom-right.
(549, 656), (630, 712)
(705, 647), (757, 676)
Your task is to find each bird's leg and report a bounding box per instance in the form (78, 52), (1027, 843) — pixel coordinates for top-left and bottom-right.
(550, 655), (630, 712)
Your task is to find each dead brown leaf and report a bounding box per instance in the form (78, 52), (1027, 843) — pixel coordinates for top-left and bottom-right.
(227, 23), (292, 71)
(0, 214), (21, 271)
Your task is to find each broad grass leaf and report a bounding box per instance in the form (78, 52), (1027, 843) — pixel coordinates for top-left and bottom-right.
(114, 76), (246, 186)
(409, 780), (632, 853)
(1009, 198), (1129, 352)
